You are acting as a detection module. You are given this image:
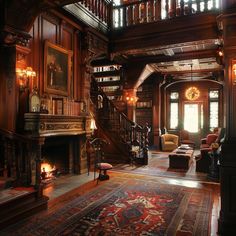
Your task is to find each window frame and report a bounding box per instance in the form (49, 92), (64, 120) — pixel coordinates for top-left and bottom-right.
(209, 89), (219, 131)
(169, 91), (179, 130)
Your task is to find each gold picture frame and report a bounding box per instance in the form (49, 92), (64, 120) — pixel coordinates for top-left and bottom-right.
(44, 41), (72, 96)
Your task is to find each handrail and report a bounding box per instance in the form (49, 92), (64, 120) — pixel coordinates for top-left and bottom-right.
(113, 0), (221, 28)
(73, 0), (221, 31)
(76, 0), (113, 25)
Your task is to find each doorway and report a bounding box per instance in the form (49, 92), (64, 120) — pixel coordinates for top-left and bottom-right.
(183, 102), (203, 146)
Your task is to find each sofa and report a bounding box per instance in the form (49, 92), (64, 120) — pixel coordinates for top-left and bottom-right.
(161, 134), (179, 151)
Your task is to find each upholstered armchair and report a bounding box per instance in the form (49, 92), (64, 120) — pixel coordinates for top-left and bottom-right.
(179, 130), (195, 148)
(200, 133), (218, 149)
(196, 133), (218, 173)
(161, 134), (179, 151)
(196, 128), (225, 173)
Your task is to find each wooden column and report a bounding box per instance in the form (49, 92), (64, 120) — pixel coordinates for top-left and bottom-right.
(33, 137), (45, 198)
(217, 2), (236, 235)
(152, 79), (160, 149)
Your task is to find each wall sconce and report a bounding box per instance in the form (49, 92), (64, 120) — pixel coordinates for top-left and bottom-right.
(126, 95), (138, 105)
(218, 49), (223, 57)
(232, 62), (236, 84)
(16, 67), (36, 92)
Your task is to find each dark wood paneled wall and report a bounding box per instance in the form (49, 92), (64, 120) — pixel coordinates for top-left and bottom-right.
(28, 12), (81, 101)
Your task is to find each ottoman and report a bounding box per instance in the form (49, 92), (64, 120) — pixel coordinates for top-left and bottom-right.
(169, 149), (194, 169)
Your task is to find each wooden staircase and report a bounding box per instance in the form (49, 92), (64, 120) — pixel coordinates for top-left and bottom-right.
(90, 77), (149, 164)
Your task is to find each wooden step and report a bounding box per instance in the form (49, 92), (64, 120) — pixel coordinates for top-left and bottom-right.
(0, 188), (48, 229)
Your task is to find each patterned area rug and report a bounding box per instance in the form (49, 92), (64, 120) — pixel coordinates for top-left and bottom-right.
(113, 151), (212, 182)
(2, 175), (213, 236)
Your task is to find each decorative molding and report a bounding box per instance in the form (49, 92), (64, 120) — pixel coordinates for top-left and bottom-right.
(83, 30), (108, 64)
(24, 113), (90, 136)
(0, 29), (31, 47)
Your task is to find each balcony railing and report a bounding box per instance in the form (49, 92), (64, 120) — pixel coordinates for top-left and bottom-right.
(113, 0), (221, 28)
(79, 0), (112, 24)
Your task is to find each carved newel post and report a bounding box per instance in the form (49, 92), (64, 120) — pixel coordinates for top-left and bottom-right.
(33, 137), (45, 198)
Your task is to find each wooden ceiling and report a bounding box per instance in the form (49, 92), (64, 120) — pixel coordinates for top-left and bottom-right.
(114, 39), (223, 82)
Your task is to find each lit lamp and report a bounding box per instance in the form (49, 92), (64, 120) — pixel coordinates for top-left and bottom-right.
(16, 67), (36, 92)
(90, 117), (97, 136)
(126, 95), (138, 105)
(185, 86), (200, 100)
(185, 64), (200, 100)
(125, 89), (138, 105)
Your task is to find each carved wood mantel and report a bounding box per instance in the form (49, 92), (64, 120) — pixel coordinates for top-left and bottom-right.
(24, 113), (91, 190)
(24, 113), (91, 137)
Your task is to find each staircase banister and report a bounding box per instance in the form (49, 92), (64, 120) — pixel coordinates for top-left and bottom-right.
(91, 77), (136, 126)
(91, 76), (148, 164)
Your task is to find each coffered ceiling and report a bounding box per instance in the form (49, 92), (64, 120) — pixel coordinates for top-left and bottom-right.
(115, 39), (223, 82)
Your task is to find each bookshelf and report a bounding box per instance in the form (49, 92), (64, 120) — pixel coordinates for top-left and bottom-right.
(136, 80), (154, 145)
(93, 64), (123, 102)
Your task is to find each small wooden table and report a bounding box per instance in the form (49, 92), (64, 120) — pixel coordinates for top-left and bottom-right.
(208, 150), (220, 181)
(169, 147), (194, 169)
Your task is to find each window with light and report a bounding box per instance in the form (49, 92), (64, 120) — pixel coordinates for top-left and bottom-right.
(170, 92), (179, 129)
(209, 90), (219, 131)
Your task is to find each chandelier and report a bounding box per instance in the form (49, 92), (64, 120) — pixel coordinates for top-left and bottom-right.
(185, 64), (200, 100)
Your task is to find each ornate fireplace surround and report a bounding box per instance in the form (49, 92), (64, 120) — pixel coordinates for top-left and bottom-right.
(24, 113), (91, 195)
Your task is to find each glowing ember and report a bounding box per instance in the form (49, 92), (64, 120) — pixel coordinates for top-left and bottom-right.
(41, 163), (53, 173)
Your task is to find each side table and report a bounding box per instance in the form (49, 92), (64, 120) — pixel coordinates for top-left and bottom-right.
(208, 150), (219, 181)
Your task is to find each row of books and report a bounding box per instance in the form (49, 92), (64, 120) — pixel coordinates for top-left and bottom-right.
(41, 97), (86, 116)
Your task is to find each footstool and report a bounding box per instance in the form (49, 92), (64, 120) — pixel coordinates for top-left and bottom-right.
(169, 148), (194, 169)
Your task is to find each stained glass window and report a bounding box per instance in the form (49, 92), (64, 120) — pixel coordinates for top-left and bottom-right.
(170, 92), (179, 100)
(209, 90), (219, 99)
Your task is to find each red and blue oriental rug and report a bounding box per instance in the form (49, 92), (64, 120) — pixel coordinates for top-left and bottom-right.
(1, 175), (213, 236)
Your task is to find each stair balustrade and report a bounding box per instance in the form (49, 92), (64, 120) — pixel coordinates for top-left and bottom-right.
(76, 0), (112, 25)
(90, 78), (148, 164)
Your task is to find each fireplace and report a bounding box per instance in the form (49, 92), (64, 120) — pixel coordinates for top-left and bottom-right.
(41, 137), (72, 183)
(24, 113), (91, 188)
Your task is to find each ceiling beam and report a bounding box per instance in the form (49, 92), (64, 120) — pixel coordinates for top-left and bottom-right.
(158, 68), (222, 74)
(119, 49), (218, 65)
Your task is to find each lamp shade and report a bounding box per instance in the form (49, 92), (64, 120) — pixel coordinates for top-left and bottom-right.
(90, 118), (97, 130)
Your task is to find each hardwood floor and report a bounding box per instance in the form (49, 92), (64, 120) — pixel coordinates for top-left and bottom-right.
(0, 150), (220, 235)
(41, 151), (221, 235)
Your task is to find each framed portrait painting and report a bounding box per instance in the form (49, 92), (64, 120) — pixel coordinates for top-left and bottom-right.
(44, 41), (72, 96)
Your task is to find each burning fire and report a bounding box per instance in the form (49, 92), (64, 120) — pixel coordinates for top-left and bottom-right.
(41, 162), (56, 179)
(41, 163), (53, 173)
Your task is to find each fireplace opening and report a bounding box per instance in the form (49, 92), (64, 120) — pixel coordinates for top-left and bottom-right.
(41, 137), (70, 183)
